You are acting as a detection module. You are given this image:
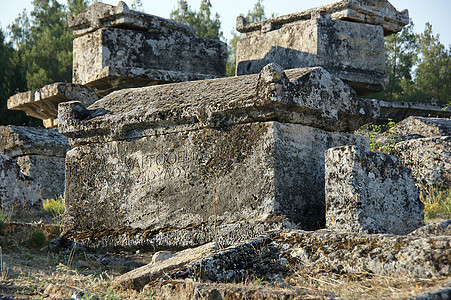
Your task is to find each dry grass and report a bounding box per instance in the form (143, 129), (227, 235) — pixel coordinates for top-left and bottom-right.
(285, 265), (450, 299)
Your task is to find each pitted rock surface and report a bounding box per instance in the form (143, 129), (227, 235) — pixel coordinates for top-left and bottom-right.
(392, 116), (451, 140)
(59, 66), (378, 146)
(325, 145), (424, 234)
(395, 137), (451, 188)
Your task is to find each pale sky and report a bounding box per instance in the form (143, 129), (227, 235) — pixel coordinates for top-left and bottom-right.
(1, 0), (450, 47)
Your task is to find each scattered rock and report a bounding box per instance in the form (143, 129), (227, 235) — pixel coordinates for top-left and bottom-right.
(325, 145), (424, 234)
(392, 116), (451, 140)
(395, 137), (451, 188)
(409, 220), (451, 238)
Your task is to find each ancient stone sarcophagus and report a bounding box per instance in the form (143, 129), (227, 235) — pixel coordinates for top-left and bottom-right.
(69, 1), (227, 95)
(59, 65), (376, 234)
(235, 0), (409, 95)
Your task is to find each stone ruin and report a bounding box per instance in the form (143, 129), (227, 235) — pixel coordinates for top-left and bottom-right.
(2, 0), (451, 296)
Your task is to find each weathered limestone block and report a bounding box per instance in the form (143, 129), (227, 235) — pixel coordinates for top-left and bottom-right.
(0, 125), (70, 158)
(375, 100), (451, 123)
(0, 153), (42, 214)
(0, 126), (70, 200)
(237, 17), (386, 95)
(59, 65), (379, 147)
(70, 2), (226, 95)
(409, 220), (451, 238)
(325, 145), (424, 234)
(395, 137), (451, 188)
(7, 83), (100, 129)
(64, 122), (369, 233)
(391, 116), (451, 140)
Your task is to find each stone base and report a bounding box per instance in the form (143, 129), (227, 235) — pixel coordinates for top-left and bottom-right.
(64, 122), (368, 232)
(325, 145), (424, 234)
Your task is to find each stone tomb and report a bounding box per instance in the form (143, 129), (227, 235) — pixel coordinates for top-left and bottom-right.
(69, 1), (227, 95)
(59, 65), (375, 233)
(235, 0), (408, 95)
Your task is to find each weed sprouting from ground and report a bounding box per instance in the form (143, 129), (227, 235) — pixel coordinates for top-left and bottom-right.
(419, 185), (451, 221)
(42, 196), (65, 227)
(355, 119), (401, 154)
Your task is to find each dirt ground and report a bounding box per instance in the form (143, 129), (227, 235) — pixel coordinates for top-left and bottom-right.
(0, 237), (449, 300)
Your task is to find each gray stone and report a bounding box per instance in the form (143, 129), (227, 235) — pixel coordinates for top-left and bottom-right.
(395, 137), (451, 188)
(16, 155), (66, 200)
(392, 116), (451, 140)
(59, 65), (378, 147)
(236, 0), (409, 36)
(70, 2), (226, 95)
(0, 126), (70, 158)
(128, 230), (450, 288)
(0, 153), (42, 215)
(325, 145), (424, 234)
(63, 121), (368, 233)
(409, 220), (451, 238)
(7, 83), (100, 129)
(68, 1), (195, 38)
(236, 17), (387, 95)
(114, 242), (216, 290)
(375, 100), (451, 124)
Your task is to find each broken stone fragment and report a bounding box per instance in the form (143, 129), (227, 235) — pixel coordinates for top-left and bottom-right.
(7, 83), (100, 128)
(59, 66), (379, 146)
(395, 137), (451, 189)
(391, 116), (451, 140)
(0, 125), (70, 158)
(0, 153), (43, 215)
(114, 242), (216, 290)
(325, 145), (424, 235)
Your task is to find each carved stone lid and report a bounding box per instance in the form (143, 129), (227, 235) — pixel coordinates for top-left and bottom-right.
(236, 0), (409, 36)
(68, 1), (195, 37)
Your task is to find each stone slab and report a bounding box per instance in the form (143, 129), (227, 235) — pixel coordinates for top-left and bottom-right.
(374, 100), (451, 124)
(7, 83), (100, 128)
(236, 18), (386, 95)
(409, 220), (451, 238)
(392, 116), (451, 140)
(0, 126), (70, 158)
(114, 242), (216, 290)
(72, 27), (226, 95)
(0, 153), (42, 215)
(68, 1), (195, 37)
(395, 137), (451, 188)
(64, 121), (369, 233)
(59, 65), (379, 146)
(325, 145), (424, 234)
(236, 0), (408, 36)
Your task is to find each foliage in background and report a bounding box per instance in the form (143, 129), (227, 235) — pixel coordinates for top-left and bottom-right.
(354, 119), (401, 155)
(42, 196), (65, 227)
(170, 0), (223, 40)
(0, 0), (90, 126)
(372, 21), (451, 105)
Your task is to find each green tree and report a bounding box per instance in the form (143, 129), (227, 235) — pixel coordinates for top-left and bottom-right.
(226, 0), (273, 76)
(130, 0), (144, 12)
(372, 21), (419, 102)
(170, 0), (223, 40)
(415, 23), (451, 104)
